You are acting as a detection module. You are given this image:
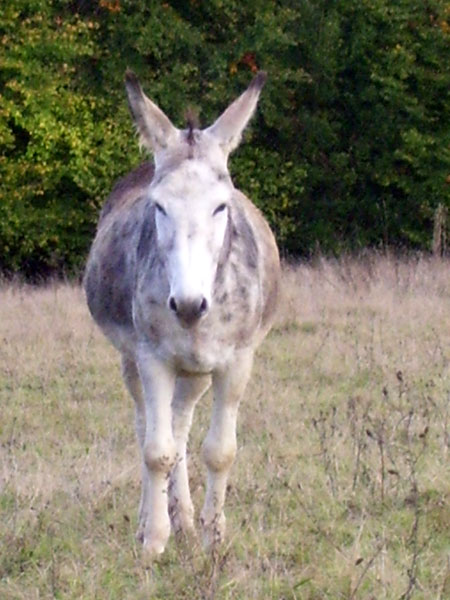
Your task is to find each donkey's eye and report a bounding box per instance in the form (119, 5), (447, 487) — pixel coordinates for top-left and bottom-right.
(155, 203), (167, 216)
(213, 203), (227, 216)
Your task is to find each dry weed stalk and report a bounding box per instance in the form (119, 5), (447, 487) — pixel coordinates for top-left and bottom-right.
(311, 407), (339, 498)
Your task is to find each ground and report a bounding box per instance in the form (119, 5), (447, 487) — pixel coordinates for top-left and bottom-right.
(0, 253), (449, 599)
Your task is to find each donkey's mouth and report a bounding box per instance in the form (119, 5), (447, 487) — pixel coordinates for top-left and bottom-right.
(169, 296), (209, 328)
(176, 312), (207, 329)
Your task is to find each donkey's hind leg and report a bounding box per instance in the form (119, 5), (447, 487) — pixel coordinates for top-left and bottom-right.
(121, 354), (148, 542)
(169, 375), (211, 537)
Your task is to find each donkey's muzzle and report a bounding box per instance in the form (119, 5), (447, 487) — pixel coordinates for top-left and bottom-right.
(169, 295), (208, 327)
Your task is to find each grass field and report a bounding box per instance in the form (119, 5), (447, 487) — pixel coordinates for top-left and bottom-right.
(1, 254), (449, 599)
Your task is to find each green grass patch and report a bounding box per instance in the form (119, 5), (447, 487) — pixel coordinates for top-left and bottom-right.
(1, 257), (449, 598)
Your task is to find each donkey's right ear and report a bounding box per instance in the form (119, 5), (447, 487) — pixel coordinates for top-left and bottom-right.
(125, 70), (179, 154)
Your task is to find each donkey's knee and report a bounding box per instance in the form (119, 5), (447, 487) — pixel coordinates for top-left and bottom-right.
(144, 438), (177, 474)
(202, 436), (236, 473)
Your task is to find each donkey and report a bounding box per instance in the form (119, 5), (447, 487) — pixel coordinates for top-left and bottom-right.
(84, 70), (280, 557)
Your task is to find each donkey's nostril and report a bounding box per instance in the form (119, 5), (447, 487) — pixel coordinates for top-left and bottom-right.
(169, 297), (177, 312)
(199, 297), (208, 314)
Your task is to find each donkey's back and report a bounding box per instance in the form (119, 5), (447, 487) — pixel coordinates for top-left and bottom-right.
(100, 161), (154, 222)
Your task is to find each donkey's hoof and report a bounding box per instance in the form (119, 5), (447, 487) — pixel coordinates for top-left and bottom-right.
(136, 529), (144, 545)
(135, 520), (146, 544)
(142, 537), (167, 560)
(141, 520), (171, 559)
(200, 512), (226, 551)
(136, 521), (170, 560)
(170, 507), (196, 539)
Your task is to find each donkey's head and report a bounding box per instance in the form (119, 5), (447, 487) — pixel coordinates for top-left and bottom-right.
(125, 71), (266, 327)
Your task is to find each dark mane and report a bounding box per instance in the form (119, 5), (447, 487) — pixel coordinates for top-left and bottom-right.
(184, 108), (200, 146)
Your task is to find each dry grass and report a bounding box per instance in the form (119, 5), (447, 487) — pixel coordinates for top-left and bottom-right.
(1, 253), (449, 599)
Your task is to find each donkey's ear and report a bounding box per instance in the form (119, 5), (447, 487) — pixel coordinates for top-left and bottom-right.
(125, 70), (179, 154)
(206, 71), (267, 156)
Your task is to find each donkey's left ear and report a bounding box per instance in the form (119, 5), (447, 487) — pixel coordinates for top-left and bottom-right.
(205, 71), (267, 156)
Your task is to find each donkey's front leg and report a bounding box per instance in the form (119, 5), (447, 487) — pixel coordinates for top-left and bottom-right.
(137, 347), (176, 558)
(201, 348), (254, 549)
(170, 375), (211, 537)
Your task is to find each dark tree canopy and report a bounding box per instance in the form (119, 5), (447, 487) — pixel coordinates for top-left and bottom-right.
(1, 0), (449, 277)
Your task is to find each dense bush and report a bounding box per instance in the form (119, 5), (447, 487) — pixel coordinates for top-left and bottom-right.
(0, 0), (449, 276)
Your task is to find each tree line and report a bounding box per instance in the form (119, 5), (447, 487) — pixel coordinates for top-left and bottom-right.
(1, 0), (449, 277)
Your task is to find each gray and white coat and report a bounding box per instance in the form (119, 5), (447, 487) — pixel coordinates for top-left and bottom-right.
(84, 71), (280, 557)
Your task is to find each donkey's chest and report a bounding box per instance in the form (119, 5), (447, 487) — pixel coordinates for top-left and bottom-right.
(134, 303), (259, 374)
(157, 331), (236, 373)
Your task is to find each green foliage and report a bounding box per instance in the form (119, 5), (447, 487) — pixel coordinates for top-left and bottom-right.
(0, 0), (449, 275)
(0, 1), (137, 276)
